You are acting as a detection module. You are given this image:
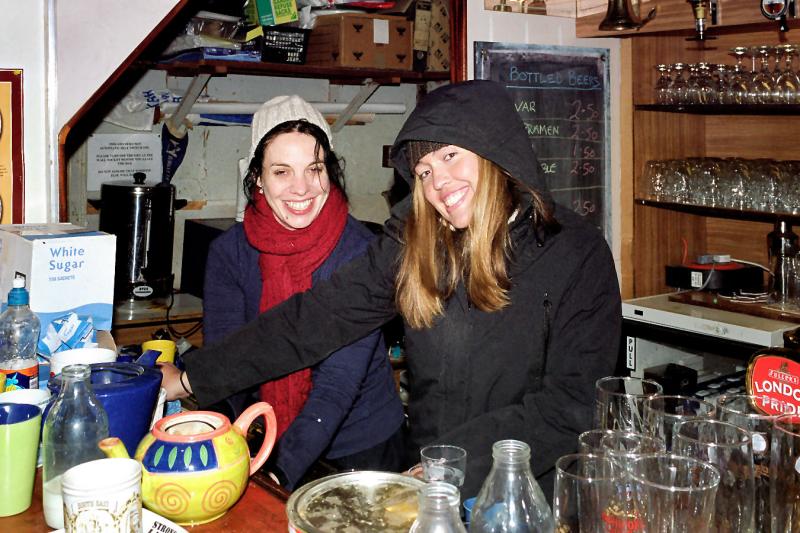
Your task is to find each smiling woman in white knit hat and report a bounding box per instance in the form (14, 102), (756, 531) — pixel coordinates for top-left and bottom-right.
(194, 94), (405, 489)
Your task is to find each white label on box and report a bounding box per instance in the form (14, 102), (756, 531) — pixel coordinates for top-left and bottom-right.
(374, 19), (389, 44)
(690, 271), (703, 288)
(87, 133), (162, 192)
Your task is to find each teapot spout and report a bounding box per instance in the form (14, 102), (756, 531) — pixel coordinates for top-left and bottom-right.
(99, 437), (130, 459)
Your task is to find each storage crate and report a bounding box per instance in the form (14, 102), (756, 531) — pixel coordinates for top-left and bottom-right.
(261, 26), (310, 65)
(306, 13), (412, 70)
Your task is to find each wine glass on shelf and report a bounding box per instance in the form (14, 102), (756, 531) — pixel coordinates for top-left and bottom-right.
(669, 63), (689, 105)
(728, 47), (751, 104)
(642, 160), (667, 201)
(774, 44), (800, 104)
(748, 45), (774, 104)
(654, 64), (672, 104)
(695, 62), (716, 104)
(713, 64), (730, 104)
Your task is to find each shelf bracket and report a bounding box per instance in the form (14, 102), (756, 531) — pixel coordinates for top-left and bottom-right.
(165, 73), (212, 136)
(331, 79), (380, 133)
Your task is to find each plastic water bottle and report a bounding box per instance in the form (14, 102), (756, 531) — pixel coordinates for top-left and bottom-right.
(0, 277), (41, 391)
(410, 482), (468, 533)
(41, 363), (109, 529)
(469, 440), (555, 533)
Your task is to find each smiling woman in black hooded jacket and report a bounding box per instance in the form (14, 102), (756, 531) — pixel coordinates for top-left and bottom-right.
(160, 80), (622, 499)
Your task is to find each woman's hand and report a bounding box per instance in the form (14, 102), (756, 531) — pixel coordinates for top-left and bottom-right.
(158, 362), (192, 401)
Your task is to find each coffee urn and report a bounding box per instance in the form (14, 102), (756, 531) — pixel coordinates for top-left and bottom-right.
(99, 172), (175, 301)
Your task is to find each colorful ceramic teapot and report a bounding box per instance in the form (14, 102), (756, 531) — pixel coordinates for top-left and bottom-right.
(100, 402), (276, 525)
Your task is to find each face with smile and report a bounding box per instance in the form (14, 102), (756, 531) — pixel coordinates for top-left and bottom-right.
(415, 144), (480, 229)
(258, 131), (330, 230)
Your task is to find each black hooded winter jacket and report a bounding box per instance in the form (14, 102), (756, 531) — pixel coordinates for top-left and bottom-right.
(185, 80), (622, 498)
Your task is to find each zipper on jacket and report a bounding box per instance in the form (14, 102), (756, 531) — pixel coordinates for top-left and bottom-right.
(532, 293), (552, 392)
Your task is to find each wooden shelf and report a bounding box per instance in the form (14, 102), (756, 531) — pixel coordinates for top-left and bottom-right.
(636, 104), (800, 115)
(635, 198), (800, 223)
(142, 58), (451, 85)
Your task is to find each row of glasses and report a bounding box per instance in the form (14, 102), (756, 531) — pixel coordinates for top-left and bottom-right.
(578, 376), (797, 532)
(642, 157), (800, 214)
(654, 45), (800, 105)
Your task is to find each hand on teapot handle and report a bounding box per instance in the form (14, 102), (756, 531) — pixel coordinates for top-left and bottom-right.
(158, 362), (193, 401)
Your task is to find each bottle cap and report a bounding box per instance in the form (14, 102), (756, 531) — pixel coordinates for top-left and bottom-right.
(7, 277), (29, 306)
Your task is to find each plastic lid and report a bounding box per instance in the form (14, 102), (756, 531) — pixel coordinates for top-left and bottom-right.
(7, 277), (29, 305)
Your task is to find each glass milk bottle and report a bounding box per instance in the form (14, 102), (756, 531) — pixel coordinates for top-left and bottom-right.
(0, 277), (40, 390)
(410, 481), (468, 533)
(469, 440), (554, 533)
(41, 364), (108, 529)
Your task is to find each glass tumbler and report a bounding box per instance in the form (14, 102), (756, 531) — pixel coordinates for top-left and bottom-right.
(770, 414), (800, 533)
(716, 393), (786, 533)
(420, 444), (467, 488)
(673, 419), (755, 533)
(594, 377), (663, 433)
(642, 395), (716, 451)
(553, 454), (620, 533)
(628, 454), (720, 533)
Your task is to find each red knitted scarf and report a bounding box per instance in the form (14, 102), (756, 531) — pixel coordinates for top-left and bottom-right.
(243, 187), (347, 439)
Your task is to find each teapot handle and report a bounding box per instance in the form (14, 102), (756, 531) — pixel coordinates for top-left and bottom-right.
(233, 401), (277, 476)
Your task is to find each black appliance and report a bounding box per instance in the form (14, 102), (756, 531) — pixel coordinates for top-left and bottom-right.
(99, 172), (176, 301)
(180, 218), (236, 299)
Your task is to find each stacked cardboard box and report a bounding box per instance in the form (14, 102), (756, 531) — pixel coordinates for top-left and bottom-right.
(306, 13), (413, 70)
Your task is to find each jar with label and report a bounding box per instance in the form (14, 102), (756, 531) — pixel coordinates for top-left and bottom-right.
(0, 277), (40, 391)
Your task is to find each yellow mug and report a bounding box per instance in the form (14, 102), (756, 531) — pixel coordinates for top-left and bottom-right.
(141, 339), (176, 364)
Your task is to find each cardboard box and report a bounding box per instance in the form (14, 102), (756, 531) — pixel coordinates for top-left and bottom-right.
(306, 13), (413, 70)
(0, 224), (116, 333)
(427, 0), (450, 72)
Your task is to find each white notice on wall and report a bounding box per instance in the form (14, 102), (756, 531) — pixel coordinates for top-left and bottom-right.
(87, 133), (162, 191)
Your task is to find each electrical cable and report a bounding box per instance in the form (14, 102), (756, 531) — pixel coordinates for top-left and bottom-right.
(698, 261), (717, 291)
(731, 257), (773, 276)
(681, 237), (689, 265)
(164, 290), (202, 339)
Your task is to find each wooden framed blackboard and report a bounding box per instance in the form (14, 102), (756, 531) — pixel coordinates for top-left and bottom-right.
(475, 42), (611, 243)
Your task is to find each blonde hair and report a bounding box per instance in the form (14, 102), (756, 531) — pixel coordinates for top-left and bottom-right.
(396, 157), (519, 329)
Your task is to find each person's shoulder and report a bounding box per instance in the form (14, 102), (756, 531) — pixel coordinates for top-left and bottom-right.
(208, 223), (249, 255)
(334, 217), (377, 260)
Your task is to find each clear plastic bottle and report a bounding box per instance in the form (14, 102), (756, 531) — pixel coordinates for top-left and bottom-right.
(469, 440), (555, 533)
(410, 481), (468, 533)
(0, 277), (40, 391)
(41, 363), (109, 529)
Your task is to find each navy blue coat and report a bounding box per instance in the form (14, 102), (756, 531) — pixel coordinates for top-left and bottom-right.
(202, 217), (404, 489)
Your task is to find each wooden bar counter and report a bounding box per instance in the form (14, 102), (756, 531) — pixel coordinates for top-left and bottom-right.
(0, 469), (290, 531)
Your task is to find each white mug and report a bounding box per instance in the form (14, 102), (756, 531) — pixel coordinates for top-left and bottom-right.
(50, 348), (116, 378)
(61, 458), (142, 533)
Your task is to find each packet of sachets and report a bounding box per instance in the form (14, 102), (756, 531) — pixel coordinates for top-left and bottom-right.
(38, 312), (97, 357)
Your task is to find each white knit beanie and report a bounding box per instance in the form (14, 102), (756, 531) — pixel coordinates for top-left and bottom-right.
(249, 95), (333, 161)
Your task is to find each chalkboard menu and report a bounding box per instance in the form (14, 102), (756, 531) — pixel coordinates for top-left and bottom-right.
(475, 42), (611, 241)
